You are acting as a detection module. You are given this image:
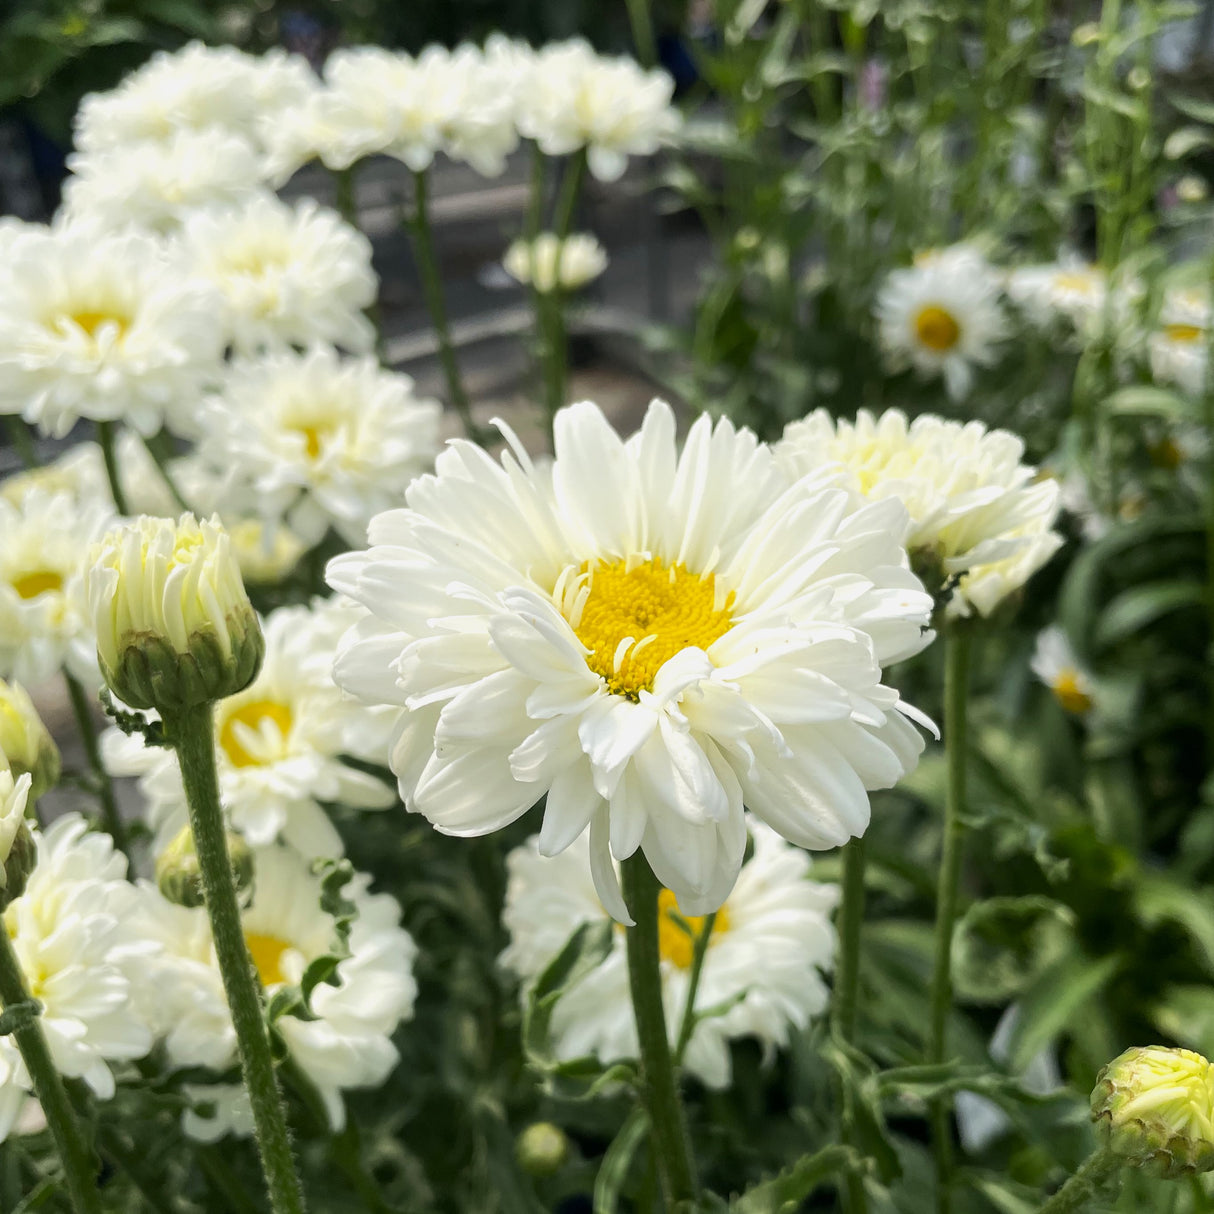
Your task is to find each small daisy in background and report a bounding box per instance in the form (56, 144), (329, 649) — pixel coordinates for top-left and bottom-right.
(503, 233), (608, 293)
(875, 247), (1009, 399)
(501, 820), (837, 1088)
(1148, 284), (1209, 398)
(1030, 626), (1096, 715)
(1005, 256), (1108, 333)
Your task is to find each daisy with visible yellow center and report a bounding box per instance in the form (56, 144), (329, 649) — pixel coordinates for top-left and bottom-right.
(875, 246), (1008, 400)
(501, 820), (837, 1087)
(328, 398), (932, 920)
(1149, 284), (1210, 398)
(1030, 627), (1095, 715)
(1005, 257), (1108, 334)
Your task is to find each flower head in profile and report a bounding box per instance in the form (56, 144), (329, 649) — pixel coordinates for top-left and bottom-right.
(1149, 285), (1209, 398)
(503, 233), (608, 293)
(0, 763), (34, 903)
(876, 250), (1009, 399)
(1030, 627), (1095, 715)
(0, 679), (59, 801)
(776, 409), (1062, 618)
(0, 220), (224, 438)
(329, 399), (931, 920)
(501, 820), (837, 1087)
(0, 815), (157, 1141)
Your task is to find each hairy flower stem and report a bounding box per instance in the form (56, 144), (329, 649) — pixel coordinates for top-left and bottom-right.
(541, 151), (588, 437)
(406, 169), (482, 444)
(0, 926), (102, 1214)
(4, 417), (38, 470)
(928, 626), (972, 1214)
(168, 702), (307, 1214)
(96, 421), (129, 515)
(832, 836), (869, 1214)
(621, 852), (699, 1207)
(64, 673), (128, 859)
(1037, 1150), (1119, 1214)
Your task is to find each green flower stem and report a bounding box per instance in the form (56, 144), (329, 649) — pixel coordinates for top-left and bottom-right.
(138, 434), (190, 512)
(673, 910), (717, 1065)
(1037, 1150), (1119, 1214)
(4, 417), (39, 470)
(832, 836), (869, 1214)
(167, 702), (307, 1214)
(0, 925), (101, 1214)
(928, 626), (972, 1214)
(620, 851), (699, 1207)
(64, 673), (128, 859)
(625, 0), (657, 67)
(95, 421), (129, 515)
(332, 166), (357, 229)
(1204, 248), (1214, 770)
(406, 169), (482, 444)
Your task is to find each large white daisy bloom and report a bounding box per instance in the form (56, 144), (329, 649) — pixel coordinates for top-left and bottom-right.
(0, 815), (157, 1141)
(328, 399), (932, 920)
(1148, 286), (1209, 398)
(142, 844), (417, 1132)
(180, 194), (376, 356)
(62, 130), (265, 235)
(515, 40), (681, 182)
(776, 409), (1063, 618)
(73, 42), (315, 157)
(0, 489), (111, 685)
(503, 233), (608, 293)
(195, 347), (442, 546)
(875, 253), (1009, 399)
(0, 220), (224, 438)
(104, 597), (396, 858)
(501, 819), (837, 1088)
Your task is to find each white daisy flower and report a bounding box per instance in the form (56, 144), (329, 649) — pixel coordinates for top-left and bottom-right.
(503, 233), (608, 293)
(180, 194), (377, 356)
(62, 130), (265, 235)
(195, 347), (442, 546)
(0, 815), (157, 1141)
(1030, 626), (1095, 715)
(501, 819), (837, 1088)
(0, 489), (112, 686)
(0, 220), (224, 438)
(104, 598), (396, 858)
(143, 844), (418, 1132)
(875, 253), (1009, 399)
(776, 409), (1063, 618)
(1148, 286), (1209, 398)
(1005, 257), (1108, 332)
(516, 40), (681, 182)
(73, 42), (316, 157)
(328, 398), (932, 921)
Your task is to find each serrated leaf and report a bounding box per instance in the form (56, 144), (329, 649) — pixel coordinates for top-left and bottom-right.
(732, 1144), (858, 1213)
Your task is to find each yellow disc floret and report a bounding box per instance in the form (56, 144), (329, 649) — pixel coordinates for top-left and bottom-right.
(244, 930), (291, 987)
(656, 887), (730, 969)
(913, 304), (961, 352)
(1052, 669), (1093, 715)
(11, 570), (64, 601)
(219, 699), (293, 768)
(563, 556), (735, 700)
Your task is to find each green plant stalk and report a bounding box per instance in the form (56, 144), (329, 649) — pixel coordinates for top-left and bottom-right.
(625, 0), (657, 68)
(332, 166), (357, 229)
(620, 852), (699, 1206)
(138, 434), (190, 512)
(406, 169), (480, 443)
(168, 702), (307, 1214)
(64, 673), (128, 859)
(96, 421), (129, 515)
(4, 417), (38, 470)
(0, 927), (101, 1214)
(673, 910), (717, 1064)
(1037, 1150), (1119, 1214)
(1205, 246), (1214, 774)
(927, 627), (972, 1214)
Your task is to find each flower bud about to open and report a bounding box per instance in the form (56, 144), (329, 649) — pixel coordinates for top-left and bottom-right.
(156, 823), (254, 909)
(0, 678), (60, 803)
(1091, 1046), (1214, 1178)
(516, 1121), (570, 1177)
(0, 763), (36, 907)
(86, 514), (265, 714)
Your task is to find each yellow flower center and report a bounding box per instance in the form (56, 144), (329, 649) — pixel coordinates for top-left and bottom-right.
(657, 887), (730, 969)
(913, 304), (961, 353)
(219, 700), (293, 768)
(12, 570), (64, 600)
(60, 309), (130, 340)
(566, 557), (735, 700)
(288, 423), (332, 461)
(1163, 323), (1204, 343)
(1052, 669), (1093, 715)
(244, 931), (291, 987)
(1054, 271), (1100, 295)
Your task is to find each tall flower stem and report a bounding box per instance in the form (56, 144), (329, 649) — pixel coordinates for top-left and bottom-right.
(0, 926), (101, 1214)
(405, 169), (481, 444)
(138, 434), (190, 512)
(1037, 1150), (1118, 1214)
(832, 836), (869, 1214)
(95, 421), (129, 515)
(64, 673), (127, 858)
(673, 910), (717, 1064)
(927, 627), (972, 1214)
(4, 417), (39, 470)
(625, 0), (658, 67)
(167, 702), (307, 1214)
(620, 852), (699, 1207)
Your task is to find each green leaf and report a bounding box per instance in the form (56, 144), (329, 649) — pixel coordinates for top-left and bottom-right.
(593, 1107), (650, 1214)
(1103, 385), (1196, 420)
(523, 919), (614, 1068)
(1135, 873), (1214, 975)
(952, 897), (1075, 1005)
(731, 1144), (859, 1213)
(1094, 580), (1205, 648)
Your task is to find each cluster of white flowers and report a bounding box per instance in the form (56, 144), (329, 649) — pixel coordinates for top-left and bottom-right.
(503, 233), (608, 293)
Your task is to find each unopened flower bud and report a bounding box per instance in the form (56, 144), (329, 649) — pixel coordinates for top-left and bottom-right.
(0, 765), (36, 908)
(503, 233), (607, 293)
(516, 1122), (570, 1177)
(1091, 1046), (1214, 1178)
(157, 824), (253, 908)
(86, 514), (264, 714)
(0, 679), (60, 802)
